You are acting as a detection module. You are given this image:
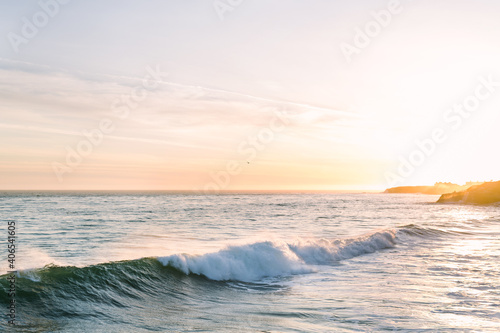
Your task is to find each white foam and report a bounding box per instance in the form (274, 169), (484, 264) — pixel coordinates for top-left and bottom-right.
(158, 229), (396, 282)
(159, 241), (311, 282)
(290, 229), (396, 264)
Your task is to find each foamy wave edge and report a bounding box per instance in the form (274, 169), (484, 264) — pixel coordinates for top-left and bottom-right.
(158, 230), (397, 282)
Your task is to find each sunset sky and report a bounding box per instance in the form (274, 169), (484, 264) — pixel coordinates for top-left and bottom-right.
(1, 0), (500, 191)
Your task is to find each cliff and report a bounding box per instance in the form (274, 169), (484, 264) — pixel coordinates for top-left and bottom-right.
(437, 181), (500, 205)
(385, 182), (481, 195)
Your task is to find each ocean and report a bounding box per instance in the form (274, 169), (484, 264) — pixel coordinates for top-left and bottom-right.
(1, 193), (499, 332)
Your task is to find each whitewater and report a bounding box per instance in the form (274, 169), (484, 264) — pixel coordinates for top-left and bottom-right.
(1, 192), (499, 332)
(159, 230), (397, 282)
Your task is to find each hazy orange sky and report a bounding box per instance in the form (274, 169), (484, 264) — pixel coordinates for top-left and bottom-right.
(1, 0), (500, 191)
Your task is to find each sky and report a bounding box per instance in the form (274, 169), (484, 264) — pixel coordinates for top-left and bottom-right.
(1, 0), (500, 191)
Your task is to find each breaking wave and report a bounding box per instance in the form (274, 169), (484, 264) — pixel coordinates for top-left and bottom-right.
(159, 230), (396, 281)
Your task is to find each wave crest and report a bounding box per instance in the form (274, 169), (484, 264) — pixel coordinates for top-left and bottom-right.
(159, 230), (396, 282)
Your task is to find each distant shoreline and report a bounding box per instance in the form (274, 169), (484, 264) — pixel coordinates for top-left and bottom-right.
(385, 181), (500, 205)
(437, 181), (500, 205)
(384, 182), (484, 195)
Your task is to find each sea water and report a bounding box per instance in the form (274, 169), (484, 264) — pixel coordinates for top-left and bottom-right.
(1, 193), (499, 332)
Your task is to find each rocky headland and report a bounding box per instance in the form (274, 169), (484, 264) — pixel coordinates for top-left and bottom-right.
(437, 181), (500, 205)
(385, 182), (482, 195)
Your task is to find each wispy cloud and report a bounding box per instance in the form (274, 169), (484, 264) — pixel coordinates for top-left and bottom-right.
(0, 57), (372, 189)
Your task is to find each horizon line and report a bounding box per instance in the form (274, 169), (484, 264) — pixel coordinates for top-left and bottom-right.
(0, 189), (384, 194)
